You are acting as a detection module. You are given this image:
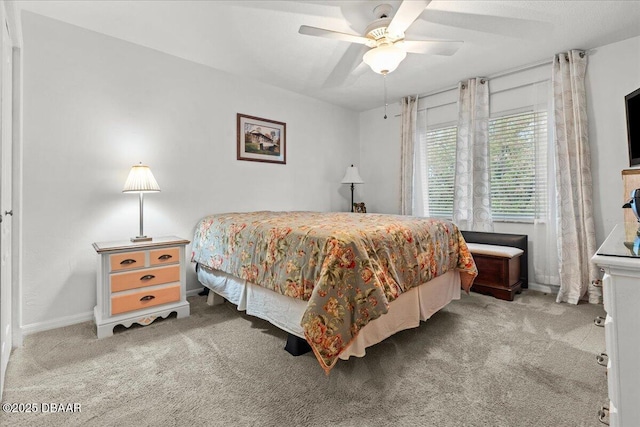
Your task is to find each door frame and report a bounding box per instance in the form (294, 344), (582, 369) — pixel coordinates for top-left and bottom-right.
(0, 0), (21, 399)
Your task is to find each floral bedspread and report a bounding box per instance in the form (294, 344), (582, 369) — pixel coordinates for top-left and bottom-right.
(191, 211), (477, 373)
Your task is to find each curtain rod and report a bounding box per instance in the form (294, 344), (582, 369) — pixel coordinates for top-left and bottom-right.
(415, 49), (592, 101)
(417, 58), (552, 99)
(414, 77), (551, 113)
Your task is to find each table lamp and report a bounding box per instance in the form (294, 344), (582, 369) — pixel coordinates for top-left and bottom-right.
(341, 164), (364, 212)
(123, 163), (160, 242)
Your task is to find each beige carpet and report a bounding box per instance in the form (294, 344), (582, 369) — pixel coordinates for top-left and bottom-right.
(0, 290), (607, 427)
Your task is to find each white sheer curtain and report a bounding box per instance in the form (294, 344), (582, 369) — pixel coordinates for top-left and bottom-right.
(552, 50), (598, 304)
(533, 80), (560, 286)
(413, 111), (429, 217)
(453, 78), (493, 231)
(400, 95), (418, 215)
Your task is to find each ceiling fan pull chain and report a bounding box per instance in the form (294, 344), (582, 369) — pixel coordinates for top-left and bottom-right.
(383, 73), (388, 119)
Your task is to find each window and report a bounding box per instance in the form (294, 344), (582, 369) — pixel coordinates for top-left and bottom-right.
(418, 109), (548, 222)
(489, 110), (548, 221)
(422, 124), (456, 218)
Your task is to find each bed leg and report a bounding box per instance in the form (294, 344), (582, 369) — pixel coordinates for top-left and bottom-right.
(206, 291), (225, 306)
(284, 334), (311, 356)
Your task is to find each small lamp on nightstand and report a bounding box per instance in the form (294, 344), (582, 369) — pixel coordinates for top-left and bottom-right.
(341, 164), (364, 212)
(123, 163), (160, 242)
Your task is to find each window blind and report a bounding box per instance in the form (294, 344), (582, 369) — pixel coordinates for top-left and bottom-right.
(489, 110), (548, 220)
(418, 109), (548, 222)
(424, 126), (457, 218)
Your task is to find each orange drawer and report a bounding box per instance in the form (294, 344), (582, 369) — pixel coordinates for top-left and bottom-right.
(111, 265), (180, 293)
(110, 251), (145, 272)
(150, 247), (179, 266)
(111, 284), (180, 315)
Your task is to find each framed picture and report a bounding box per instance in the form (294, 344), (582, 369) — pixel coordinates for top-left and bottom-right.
(237, 113), (286, 164)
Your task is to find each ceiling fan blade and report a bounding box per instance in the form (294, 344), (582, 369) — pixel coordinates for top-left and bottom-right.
(400, 40), (463, 56)
(299, 25), (371, 45)
(323, 44), (368, 88)
(352, 61), (369, 77)
(421, 10), (554, 39)
(346, 61), (371, 84)
(333, 61), (370, 88)
(387, 0), (431, 38)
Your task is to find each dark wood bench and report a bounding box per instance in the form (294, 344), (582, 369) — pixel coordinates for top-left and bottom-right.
(461, 231), (528, 301)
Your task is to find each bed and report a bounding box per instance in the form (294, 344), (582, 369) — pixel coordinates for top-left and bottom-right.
(191, 211), (477, 373)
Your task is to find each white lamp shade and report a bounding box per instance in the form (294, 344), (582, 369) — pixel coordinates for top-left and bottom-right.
(341, 165), (364, 184)
(363, 44), (407, 74)
(122, 163), (161, 193)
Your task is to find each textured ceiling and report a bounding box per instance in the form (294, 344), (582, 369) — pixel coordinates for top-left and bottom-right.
(16, 0), (640, 111)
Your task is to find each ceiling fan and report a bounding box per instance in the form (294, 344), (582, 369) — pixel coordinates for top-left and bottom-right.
(298, 0), (463, 76)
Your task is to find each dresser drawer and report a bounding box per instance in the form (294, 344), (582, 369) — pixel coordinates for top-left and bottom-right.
(604, 314), (615, 357)
(602, 272), (614, 314)
(609, 400), (618, 426)
(111, 284), (181, 315)
(150, 247), (179, 266)
(110, 251), (145, 272)
(111, 265), (180, 293)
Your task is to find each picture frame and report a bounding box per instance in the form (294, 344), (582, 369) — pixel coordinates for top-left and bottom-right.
(237, 113), (286, 164)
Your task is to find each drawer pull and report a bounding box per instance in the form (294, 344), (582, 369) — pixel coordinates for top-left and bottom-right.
(596, 352), (608, 366)
(140, 274), (156, 281)
(598, 406), (609, 425)
(158, 254), (173, 260)
(594, 316), (605, 327)
(120, 259), (137, 265)
(140, 295), (156, 302)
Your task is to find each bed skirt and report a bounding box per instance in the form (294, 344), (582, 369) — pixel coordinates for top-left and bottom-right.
(197, 266), (461, 360)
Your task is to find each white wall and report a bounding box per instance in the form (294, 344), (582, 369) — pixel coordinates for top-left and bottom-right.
(359, 102), (402, 214)
(360, 35), (640, 286)
(21, 12), (360, 331)
(587, 36), (640, 244)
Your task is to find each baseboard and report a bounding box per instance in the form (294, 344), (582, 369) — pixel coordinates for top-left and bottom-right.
(21, 311), (93, 337)
(22, 291), (205, 338)
(21, 284), (552, 337)
(186, 288), (204, 297)
(527, 282), (560, 295)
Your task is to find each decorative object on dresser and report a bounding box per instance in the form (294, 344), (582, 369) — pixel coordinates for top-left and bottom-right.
(341, 164), (364, 212)
(93, 236), (190, 338)
(621, 170), (640, 225)
(122, 163), (160, 242)
(592, 223), (640, 427)
(461, 231), (528, 301)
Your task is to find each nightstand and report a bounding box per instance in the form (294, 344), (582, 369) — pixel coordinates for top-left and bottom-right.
(92, 236), (190, 338)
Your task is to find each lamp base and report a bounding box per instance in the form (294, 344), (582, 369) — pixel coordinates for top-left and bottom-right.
(131, 236), (152, 242)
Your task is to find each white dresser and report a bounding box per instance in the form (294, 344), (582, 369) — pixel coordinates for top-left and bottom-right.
(591, 223), (640, 427)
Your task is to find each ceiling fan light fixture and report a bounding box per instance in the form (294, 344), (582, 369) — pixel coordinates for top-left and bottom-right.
(363, 44), (407, 74)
